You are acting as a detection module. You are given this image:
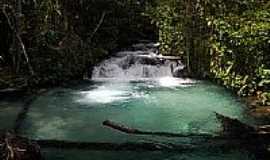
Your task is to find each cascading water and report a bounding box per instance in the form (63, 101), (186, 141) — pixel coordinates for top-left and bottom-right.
(92, 43), (185, 81)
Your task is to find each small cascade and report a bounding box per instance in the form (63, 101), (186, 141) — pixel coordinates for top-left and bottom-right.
(92, 43), (185, 80)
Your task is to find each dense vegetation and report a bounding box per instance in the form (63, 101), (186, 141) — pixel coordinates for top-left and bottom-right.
(144, 0), (270, 105)
(0, 0), (269, 104)
(0, 0), (155, 88)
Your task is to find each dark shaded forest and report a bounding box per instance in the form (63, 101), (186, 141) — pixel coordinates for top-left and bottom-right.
(0, 0), (269, 118)
(0, 0), (157, 88)
(1, 0), (269, 102)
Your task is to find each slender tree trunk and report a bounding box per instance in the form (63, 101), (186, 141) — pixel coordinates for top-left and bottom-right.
(15, 0), (22, 73)
(185, 0), (192, 74)
(11, 0), (35, 76)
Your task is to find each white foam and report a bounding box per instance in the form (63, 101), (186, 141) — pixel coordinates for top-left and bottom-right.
(76, 87), (131, 104)
(92, 43), (177, 79)
(158, 77), (196, 87)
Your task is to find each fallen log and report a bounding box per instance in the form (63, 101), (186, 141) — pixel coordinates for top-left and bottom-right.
(104, 113), (270, 140)
(215, 112), (270, 138)
(103, 120), (213, 138)
(36, 140), (194, 151)
(215, 112), (257, 137)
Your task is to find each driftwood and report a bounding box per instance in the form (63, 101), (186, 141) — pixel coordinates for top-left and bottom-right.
(0, 133), (42, 160)
(103, 114), (270, 140)
(35, 138), (269, 153)
(103, 120), (212, 138)
(215, 112), (270, 138)
(36, 140), (193, 151)
(101, 115), (270, 155)
(215, 112), (257, 137)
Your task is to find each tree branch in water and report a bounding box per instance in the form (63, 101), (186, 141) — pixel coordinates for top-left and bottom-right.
(102, 120), (213, 138)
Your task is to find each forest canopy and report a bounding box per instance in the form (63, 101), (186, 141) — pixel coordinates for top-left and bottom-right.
(144, 0), (270, 104)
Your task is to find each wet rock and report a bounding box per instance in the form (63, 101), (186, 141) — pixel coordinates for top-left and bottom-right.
(136, 56), (161, 66)
(92, 42), (185, 78)
(131, 42), (159, 52)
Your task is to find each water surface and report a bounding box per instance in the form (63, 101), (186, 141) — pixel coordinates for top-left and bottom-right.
(16, 78), (257, 159)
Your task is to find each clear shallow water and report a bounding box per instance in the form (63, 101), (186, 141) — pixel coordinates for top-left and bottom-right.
(16, 78), (257, 159)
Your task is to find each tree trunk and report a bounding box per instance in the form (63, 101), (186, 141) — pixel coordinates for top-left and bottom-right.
(14, 0), (21, 73)
(103, 120), (212, 138)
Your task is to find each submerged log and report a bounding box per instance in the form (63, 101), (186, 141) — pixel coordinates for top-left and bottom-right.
(103, 120), (212, 138)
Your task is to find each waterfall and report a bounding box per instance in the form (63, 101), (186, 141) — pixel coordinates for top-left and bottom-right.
(92, 43), (185, 81)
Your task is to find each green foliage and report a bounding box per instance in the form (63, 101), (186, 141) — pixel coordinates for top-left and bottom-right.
(144, 0), (210, 76)
(257, 66), (270, 105)
(209, 7), (270, 97)
(145, 0), (270, 104)
(144, 0), (184, 55)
